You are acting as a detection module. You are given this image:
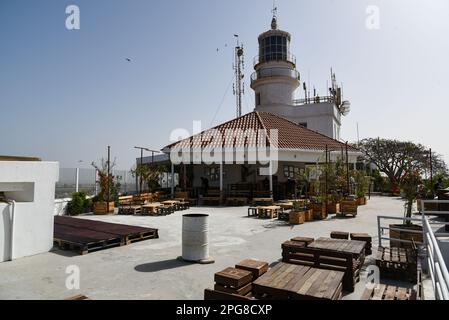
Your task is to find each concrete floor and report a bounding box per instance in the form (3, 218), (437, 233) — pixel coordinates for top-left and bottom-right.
(0, 196), (412, 300)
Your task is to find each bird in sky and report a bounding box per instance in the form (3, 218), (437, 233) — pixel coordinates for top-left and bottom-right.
(126, 58), (132, 62)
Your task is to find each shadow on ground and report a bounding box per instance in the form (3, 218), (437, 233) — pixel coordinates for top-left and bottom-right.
(134, 259), (191, 273)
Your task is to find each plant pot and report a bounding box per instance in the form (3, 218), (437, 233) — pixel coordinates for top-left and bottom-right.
(327, 202), (340, 214)
(357, 197), (367, 206)
(93, 202), (115, 215)
(289, 211), (305, 225)
(340, 200), (358, 216)
(312, 204), (327, 220)
(389, 224), (423, 248)
(304, 209), (314, 222)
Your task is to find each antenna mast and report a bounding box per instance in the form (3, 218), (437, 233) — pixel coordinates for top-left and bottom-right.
(233, 35), (245, 117)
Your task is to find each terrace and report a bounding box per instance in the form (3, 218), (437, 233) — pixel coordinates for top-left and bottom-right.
(0, 196), (443, 300)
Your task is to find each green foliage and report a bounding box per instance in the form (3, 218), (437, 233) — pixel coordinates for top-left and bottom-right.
(131, 164), (164, 193)
(92, 159), (120, 203)
(67, 192), (92, 216)
(351, 170), (370, 198)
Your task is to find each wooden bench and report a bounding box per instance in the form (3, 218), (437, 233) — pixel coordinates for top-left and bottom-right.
(214, 267), (253, 296)
(235, 259), (269, 281)
(282, 241), (359, 292)
(331, 231), (350, 240)
(247, 207), (257, 217)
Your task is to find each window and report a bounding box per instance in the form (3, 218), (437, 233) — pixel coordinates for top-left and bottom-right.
(256, 93), (261, 106)
(205, 167), (225, 182)
(260, 35), (288, 63)
(299, 122), (307, 128)
(283, 166), (300, 179)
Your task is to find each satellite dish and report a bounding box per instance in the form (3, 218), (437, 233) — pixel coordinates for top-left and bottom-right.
(340, 101), (351, 116)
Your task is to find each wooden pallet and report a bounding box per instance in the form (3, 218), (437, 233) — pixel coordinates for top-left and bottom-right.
(331, 231), (349, 240)
(361, 284), (416, 300)
(54, 216), (159, 255)
(376, 247), (417, 283)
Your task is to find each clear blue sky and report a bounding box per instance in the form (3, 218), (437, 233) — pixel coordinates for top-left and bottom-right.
(1, 0), (448, 169)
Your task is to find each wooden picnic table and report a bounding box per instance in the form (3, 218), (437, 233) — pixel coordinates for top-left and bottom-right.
(257, 206), (282, 219)
(141, 203), (163, 215)
(253, 262), (344, 300)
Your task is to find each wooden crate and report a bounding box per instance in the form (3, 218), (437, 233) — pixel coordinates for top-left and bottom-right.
(290, 237), (314, 246)
(289, 211), (305, 225)
(214, 282), (252, 296)
(204, 289), (254, 301)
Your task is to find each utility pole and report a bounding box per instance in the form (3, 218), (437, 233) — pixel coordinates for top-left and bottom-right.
(233, 35), (244, 118)
(107, 146), (111, 213)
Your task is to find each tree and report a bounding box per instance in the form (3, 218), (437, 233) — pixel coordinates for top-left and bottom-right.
(92, 159), (120, 203)
(357, 138), (447, 191)
(131, 164), (164, 193)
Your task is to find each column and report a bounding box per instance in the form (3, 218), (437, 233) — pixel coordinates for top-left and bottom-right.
(171, 162), (175, 199)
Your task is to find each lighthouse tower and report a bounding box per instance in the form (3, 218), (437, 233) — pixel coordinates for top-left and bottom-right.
(251, 12), (351, 141)
(250, 14), (300, 109)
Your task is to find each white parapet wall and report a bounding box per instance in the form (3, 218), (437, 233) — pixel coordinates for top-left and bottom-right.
(0, 160), (59, 262)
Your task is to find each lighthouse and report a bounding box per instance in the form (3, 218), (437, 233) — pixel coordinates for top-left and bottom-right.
(250, 14), (300, 109)
(251, 12), (351, 141)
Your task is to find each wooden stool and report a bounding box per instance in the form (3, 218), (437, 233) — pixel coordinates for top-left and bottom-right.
(291, 237), (314, 247)
(235, 259), (269, 280)
(351, 233), (372, 255)
(214, 267), (253, 296)
(331, 231), (349, 240)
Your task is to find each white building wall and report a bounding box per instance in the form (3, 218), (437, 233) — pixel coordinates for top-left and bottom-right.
(0, 161), (59, 262)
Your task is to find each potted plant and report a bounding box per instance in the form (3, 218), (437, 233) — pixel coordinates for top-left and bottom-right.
(91, 160), (119, 215)
(389, 170), (423, 248)
(66, 192), (93, 216)
(352, 170), (369, 205)
(311, 196), (327, 220)
(289, 201), (306, 225)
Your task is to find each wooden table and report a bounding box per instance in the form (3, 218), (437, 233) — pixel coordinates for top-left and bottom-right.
(275, 202), (294, 210)
(253, 262), (344, 300)
(309, 237), (366, 259)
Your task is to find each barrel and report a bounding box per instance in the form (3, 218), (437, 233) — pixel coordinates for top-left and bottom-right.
(182, 214), (211, 262)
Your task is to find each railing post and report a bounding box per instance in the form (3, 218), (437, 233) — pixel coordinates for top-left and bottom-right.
(377, 215), (382, 248)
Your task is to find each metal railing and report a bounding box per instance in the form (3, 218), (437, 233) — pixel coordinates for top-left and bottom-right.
(293, 96), (336, 106)
(253, 53), (296, 67)
(250, 67), (300, 84)
(377, 200), (449, 300)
